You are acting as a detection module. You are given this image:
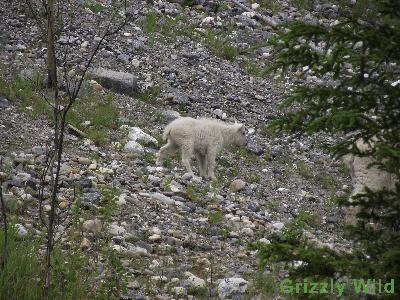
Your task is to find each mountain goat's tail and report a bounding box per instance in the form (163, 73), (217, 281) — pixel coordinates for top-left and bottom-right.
(162, 123), (173, 141)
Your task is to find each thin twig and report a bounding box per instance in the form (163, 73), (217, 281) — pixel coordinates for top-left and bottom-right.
(0, 157), (8, 270)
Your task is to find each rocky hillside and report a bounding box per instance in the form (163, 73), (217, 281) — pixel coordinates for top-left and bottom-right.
(0, 1), (352, 299)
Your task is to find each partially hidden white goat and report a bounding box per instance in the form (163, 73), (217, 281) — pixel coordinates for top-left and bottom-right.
(156, 117), (247, 179)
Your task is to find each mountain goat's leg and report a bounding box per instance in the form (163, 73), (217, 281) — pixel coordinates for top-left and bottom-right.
(181, 145), (194, 175)
(156, 141), (178, 166)
(206, 150), (217, 180)
(195, 152), (207, 178)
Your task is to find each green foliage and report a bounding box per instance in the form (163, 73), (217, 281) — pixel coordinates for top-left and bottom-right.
(98, 187), (121, 222)
(137, 85), (161, 103)
(241, 59), (268, 77)
(0, 224), (42, 299)
(162, 157), (173, 169)
(143, 11), (158, 34)
(84, 1), (104, 13)
(246, 271), (281, 298)
(182, 0), (196, 7)
(97, 247), (127, 300)
(0, 222), (93, 299)
(208, 211), (224, 224)
(296, 160), (313, 180)
(291, 0), (314, 10)
(295, 210), (320, 228)
(67, 90), (119, 145)
(141, 152), (156, 163)
(256, 0), (282, 14)
(257, 0), (400, 298)
(202, 29), (238, 61)
(0, 71), (48, 117)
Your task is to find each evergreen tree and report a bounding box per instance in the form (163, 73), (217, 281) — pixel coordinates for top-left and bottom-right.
(252, 0), (400, 298)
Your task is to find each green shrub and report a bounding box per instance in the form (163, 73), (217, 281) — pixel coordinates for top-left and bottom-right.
(208, 211), (224, 224)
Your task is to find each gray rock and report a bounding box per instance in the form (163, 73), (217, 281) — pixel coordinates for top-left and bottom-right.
(218, 278), (249, 299)
(182, 172), (193, 181)
(160, 110), (181, 123)
(77, 178), (92, 189)
(151, 193), (175, 206)
(248, 202), (260, 212)
(84, 191), (102, 204)
(108, 224), (126, 236)
(131, 39), (145, 50)
(247, 140), (264, 155)
(124, 141), (144, 153)
(164, 90), (191, 106)
(30, 146), (46, 156)
(82, 219), (103, 234)
(183, 272), (206, 289)
(212, 108), (226, 119)
(90, 67), (138, 96)
(0, 96), (10, 108)
(272, 222), (285, 231)
(230, 179), (246, 192)
(127, 127), (158, 147)
(118, 53), (130, 64)
(126, 246), (149, 257)
(15, 223), (28, 238)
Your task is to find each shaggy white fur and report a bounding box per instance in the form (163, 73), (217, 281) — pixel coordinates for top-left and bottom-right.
(156, 117), (247, 179)
(343, 138), (397, 224)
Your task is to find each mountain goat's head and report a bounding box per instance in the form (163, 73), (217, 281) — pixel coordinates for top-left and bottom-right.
(231, 123), (247, 147)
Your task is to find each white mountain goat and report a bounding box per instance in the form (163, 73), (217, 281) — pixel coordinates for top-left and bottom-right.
(156, 117), (247, 179)
(343, 138), (397, 224)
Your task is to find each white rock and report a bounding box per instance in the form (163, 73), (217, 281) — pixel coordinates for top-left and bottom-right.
(15, 223), (28, 238)
(108, 224), (126, 236)
(151, 276), (168, 282)
(124, 140), (144, 153)
(241, 227), (254, 237)
(126, 246), (149, 257)
(127, 127), (158, 145)
(218, 278), (249, 299)
(272, 222), (285, 231)
(99, 167), (114, 175)
(80, 237), (91, 250)
(172, 286), (187, 296)
(112, 245), (125, 252)
(82, 219), (102, 234)
(150, 193), (175, 206)
(184, 272), (206, 289)
(151, 227), (161, 235)
(259, 238), (271, 245)
(148, 234), (161, 242)
(116, 194), (127, 206)
(201, 16), (214, 25)
(230, 179), (246, 192)
(16, 172), (31, 182)
(88, 163), (97, 170)
(78, 157), (91, 165)
(242, 11), (256, 18)
(131, 59), (140, 67)
(251, 3), (260, 10)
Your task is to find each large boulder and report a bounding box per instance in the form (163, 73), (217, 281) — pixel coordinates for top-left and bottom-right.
(90, 67), (138, 96)
(218, 278), (249, 299)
